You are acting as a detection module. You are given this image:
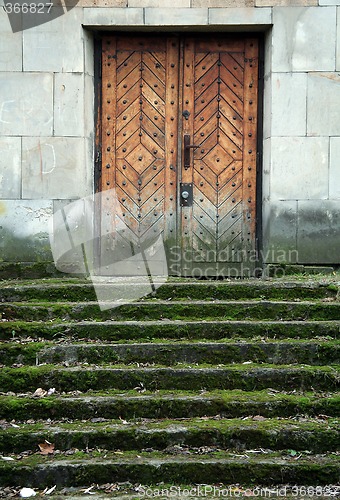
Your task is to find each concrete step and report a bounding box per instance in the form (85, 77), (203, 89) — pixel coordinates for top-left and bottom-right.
(1, 278), (338, 302)
(0, 276), (339, 489)
(1, 364), (340, 393)
(1, 300), (340, 322)
(1, 390), (339, 421)
(1, 417), (339, 454)
(1, 451), (339, 488)
(2, 319), (340, 341)
(2, 340), (339, 366)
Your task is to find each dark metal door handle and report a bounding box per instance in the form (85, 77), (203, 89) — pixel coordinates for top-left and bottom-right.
(184, 134), (201, 169)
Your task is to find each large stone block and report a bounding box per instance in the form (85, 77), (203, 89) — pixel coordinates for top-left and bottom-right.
(84, 29), (94, 77)
(0, 72), (53, 136)
(129, 0), (189, 6)
(0, 32), (22, 71)
(83, 7), (143, 25)
(337, 6), (340, 70)
(23, 8), (84, 72)
(79, 0), (126, 5)
(272, 7), (336, 72)
(271, 72), (307, 136)
(262, 138), (271, 200)
(0, 11), (22, 71)
(319, 0), (340, 4)
(0, 199), (53, 262)
(85, 137), (94, 195)
(257, 0), (316, 5)
(262, 200), (298, 264)
(263, 33), (272, 139)
(85, 75), (94, 139)
(270, 137), (329, 200)
(297, 200), (340, 263)
(0, 137), (21, 199)
(22, 137), (86, 199)
(54, 73), (84, 137)
(209, 7), (271, 25)
(194, 0), (254, 6)
(263, 73), (272, 140)
(307, 73), (340, 136)
(264, 30), (272, 79)
(330, 138), (340, 199)
(145, 8), (208, 25)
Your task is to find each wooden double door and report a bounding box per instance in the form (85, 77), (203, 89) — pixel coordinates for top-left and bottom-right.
(100, 34), (259, 276)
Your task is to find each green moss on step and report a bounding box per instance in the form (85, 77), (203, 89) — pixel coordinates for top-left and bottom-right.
(0, 342), (52, 365)
(1, 319), (339, 342)
(1, 363), (339, 393)
(1, 390), (340, 421)
(1, 300), (340, 323)
(1, 450), (340, 488)
(0, 416), (339, 454)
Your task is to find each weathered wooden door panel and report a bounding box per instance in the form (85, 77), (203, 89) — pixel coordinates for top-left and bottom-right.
(181, 37), (258, 276)
(100, 35), (179, 271)
(100, 34), (259, 276)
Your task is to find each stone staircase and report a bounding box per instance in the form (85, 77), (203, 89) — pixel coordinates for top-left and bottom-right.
(0, 276), (340, 497)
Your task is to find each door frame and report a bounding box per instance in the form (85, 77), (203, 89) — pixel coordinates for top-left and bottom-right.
(94, 31), (265, 277)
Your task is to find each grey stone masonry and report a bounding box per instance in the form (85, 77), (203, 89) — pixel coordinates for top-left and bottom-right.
(0, 72), (53, 136)
(0, 2), (340, 266)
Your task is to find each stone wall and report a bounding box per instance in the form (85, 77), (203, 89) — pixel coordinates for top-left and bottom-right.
(0, 6), (94, 262)
(263, 6), (340, 265)
(0, 0), (339, 267)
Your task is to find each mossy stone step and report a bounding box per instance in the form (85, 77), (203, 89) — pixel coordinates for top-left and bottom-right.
(35, 341), (340, 366)
(1, 340), (339, 366)
(1, 418), (339, 454)
(1, 300), (340, 322)
(1, 451), (339, 488)
(1, 276), (339, 489)
(1, 389), (340, 420)
(1, 364), (340, 393)
(0, 262), (65, 279)
(2, 319), (340, 341)
(2, 362), (340, 396)
(1, 278), (338, 302)
(0, 281), (96, 302)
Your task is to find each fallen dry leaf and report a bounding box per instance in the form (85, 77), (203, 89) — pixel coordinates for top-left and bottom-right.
(32, 388), (47, 398)
(317, 414), (331, 420)
(38, 440), (55, 455)
(43, 485), (57, 495)
(20, 488), (37, 498)
(82, 485), (96, 495)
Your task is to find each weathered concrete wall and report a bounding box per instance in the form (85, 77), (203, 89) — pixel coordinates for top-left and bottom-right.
(262, 6), (340, 264)
(0, 0), (339, 267)
(0, 5), (93, 262)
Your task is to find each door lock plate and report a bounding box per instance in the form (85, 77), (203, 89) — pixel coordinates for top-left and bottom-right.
(180, 183), (193, 207)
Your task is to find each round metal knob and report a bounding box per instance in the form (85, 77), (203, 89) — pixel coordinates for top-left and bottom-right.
(181, 191), (189, 199)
